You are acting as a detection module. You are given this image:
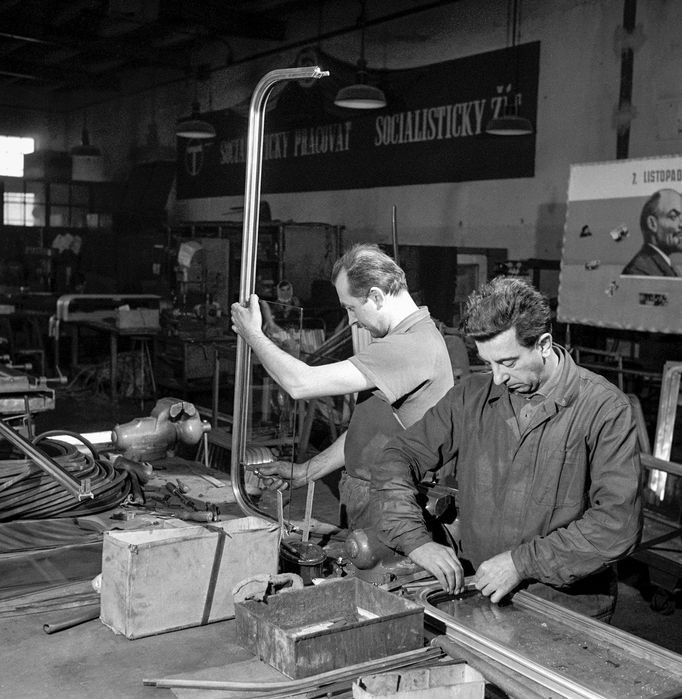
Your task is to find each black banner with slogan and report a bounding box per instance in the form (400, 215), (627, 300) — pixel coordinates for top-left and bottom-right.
(176, 42), (539, 199)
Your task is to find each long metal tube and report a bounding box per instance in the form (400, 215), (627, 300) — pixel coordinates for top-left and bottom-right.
(0, 420), (93, 499)
(417, 585), (605, 699)
(230, 66), (329, 517)
(415, 584), (682, 698)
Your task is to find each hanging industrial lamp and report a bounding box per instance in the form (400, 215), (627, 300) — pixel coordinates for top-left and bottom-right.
(334, 0), (386, 110)
(176, 76), (216, 139)
(485, 0), (533, 136)
(176, 101), (216, 139)
(486, 110), (533, 136)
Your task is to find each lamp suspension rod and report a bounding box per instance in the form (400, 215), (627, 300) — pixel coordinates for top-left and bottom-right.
(359, 0), (367, 64)
(512, 0), (520, 92)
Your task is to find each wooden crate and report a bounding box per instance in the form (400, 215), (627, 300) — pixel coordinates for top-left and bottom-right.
(235, 577), (424, 679)
(100, 516), (279, 639)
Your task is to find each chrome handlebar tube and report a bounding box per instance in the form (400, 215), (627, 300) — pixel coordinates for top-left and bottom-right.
(230, 66), (329, 518)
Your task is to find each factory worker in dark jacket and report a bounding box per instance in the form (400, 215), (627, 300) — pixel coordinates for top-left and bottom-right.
(372, 277), (642, 621)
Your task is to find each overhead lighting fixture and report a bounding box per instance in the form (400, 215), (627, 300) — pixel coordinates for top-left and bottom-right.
(176, 100), (216, 139)
(486, 112), (533, 136)
(485, 0), (534, 136)
(335, 82), (386, 110)
(334, 0), (386, 110)
(177, 74), (216, 139)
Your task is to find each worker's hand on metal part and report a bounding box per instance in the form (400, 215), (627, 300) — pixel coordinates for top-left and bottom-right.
(231, 294), (264, 340)
(473, 550), (522, 604)
(408, 541), (464, 595)
(248, 461), (307, 491)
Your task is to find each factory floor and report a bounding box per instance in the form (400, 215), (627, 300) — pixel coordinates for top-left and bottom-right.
(2, 387), (682, 698)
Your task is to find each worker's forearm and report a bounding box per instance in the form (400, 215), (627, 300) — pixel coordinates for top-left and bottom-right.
(244, 328), (312, 397)
(304, 432), (347, 481)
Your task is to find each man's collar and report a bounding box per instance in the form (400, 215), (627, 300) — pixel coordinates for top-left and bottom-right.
(535, 347), (562, 399)
(647, 243), (673, 267)
(390, 306), (430, 334)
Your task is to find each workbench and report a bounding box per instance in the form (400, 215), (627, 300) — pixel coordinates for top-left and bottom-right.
(64, 319), (159, 402)
(5, 578), (682, 699)
(3, 451), (682, 699)
(2, 600), (249, 699)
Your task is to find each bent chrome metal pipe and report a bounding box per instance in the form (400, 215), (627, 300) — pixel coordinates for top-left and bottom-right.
(230, 66), (329, 518)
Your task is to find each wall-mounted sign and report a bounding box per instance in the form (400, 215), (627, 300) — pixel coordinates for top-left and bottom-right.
(177, 43), (539, 199)
(558, 155), (682, 334)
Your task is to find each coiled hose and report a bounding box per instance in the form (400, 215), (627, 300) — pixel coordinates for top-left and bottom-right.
(0, 431), (131, 522)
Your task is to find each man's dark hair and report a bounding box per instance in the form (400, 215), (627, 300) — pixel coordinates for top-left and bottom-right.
(331, 243), (407, 298)
(640, 190), (663, 239)
(462, 276), (551, 347)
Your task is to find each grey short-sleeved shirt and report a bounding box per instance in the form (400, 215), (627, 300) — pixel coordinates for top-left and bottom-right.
(344, 307), (453, 481)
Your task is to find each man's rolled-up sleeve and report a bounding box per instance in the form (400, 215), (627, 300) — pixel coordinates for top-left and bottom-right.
(372, 389), (461, 555)
(511, 399), (643, 586)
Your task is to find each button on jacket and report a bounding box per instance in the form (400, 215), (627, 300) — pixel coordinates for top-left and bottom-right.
(372, 346), (642, 589)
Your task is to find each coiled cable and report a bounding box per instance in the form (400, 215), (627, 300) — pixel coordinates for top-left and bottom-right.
(0, 431), (130, 522)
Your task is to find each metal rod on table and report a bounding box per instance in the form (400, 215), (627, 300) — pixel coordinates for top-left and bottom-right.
(43, 606), (100, 634)
(302, 480), (315, 543)
(203, 431), (210, 471)
(229, 66), (329, 519)
(277, 489), (286, 538)
(144, 647), (442, 691)
(212, 346), (220, 430)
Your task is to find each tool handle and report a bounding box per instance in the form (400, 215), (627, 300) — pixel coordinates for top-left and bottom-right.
(180, 510), (214, 522)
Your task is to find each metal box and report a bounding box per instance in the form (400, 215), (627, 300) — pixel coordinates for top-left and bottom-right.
(115, 308), (159, 329)
(353, 663), (485, 698)
(100, 516), (279, 639)
(235, 577), (424, 679)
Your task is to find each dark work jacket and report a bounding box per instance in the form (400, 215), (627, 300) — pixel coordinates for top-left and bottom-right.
(622, 244), (679, 276)
(372, 347), (642, 590)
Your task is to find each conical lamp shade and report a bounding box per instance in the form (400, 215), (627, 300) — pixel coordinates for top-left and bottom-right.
(176, 101), (216, 139)
(176, 118), (216, 139)
(334, 83), (386, 109)
(485, 114), (533, 136)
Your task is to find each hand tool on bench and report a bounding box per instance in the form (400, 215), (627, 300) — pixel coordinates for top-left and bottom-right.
(277, 488), (286, 537)
(152, 508), (216, 522)
(165, 481), (198, 510)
